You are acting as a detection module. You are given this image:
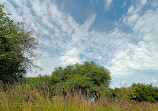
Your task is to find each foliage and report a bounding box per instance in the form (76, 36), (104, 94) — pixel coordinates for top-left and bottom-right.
(50, 61), (111, 98)
(0, 5), (37, 83)
(23, 75), (51, 89)
(114, 87), (135, 102)
(130, 83), (158, 103)
(0, 82), (158, 111)
(112, 83), (158, 103)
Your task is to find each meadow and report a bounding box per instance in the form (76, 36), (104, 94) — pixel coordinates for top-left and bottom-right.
(0, 81), (158, 111)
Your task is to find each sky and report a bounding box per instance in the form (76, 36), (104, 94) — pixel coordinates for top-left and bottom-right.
(1, 0), (158, 88)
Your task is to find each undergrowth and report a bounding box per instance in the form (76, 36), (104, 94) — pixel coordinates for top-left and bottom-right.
(0, 81), (158, 111)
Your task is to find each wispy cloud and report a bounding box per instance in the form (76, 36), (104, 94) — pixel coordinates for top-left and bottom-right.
(107, 0), (158, 87)
(1, 0), (158, 87)
(105, 0), (113, 10)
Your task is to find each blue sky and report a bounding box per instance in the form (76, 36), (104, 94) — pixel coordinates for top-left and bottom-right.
(1, 0), (158, 88)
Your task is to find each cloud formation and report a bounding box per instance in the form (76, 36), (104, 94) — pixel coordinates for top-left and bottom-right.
(1, 0), (158, 87)
(105, 0), (113, 10)
(109, 0), (158, 76)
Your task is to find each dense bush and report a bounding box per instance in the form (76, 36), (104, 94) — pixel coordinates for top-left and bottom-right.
(23, 75), (158, 103)
(130, 83), (158, 103)
(112, 83), (158, 103)
(114, 87), (135, 102)
(22, 74), (158, 103)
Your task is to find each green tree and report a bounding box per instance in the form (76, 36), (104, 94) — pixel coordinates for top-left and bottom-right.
(0, 5), (37, 83)
(50, 61), (111, 98)
(130, 83), (158, 102)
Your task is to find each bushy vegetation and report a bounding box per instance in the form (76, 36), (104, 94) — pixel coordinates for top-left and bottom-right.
(24, 74), (158, 103)
(0, 81), (158, 111)
(131, 83), (158, 102)
(23, 75), (50, 89)
(109, 83), (158, 103)
(22, 77), (158, 104)
(21, 62), (158, 103)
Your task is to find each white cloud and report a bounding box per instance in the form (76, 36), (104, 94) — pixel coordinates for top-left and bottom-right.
(108, 1), (158, 77)
(140, 0), (147, 6)
(59, 48), (81, 65)
(127, 6), (135, 14)
(58, 14), (96, 65)
(105, 0), (113, 10)
(2, 0), (158, 87)
(2, 0), (98, 73)
(126, 0), (148, 14)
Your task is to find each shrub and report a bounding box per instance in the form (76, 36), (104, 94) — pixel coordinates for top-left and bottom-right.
(130, 83), (158, 103)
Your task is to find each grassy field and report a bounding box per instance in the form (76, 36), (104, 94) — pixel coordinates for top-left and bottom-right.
(0, 82), (158, 111)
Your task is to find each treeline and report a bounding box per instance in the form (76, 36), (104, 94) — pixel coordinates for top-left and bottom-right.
(23, 73), (158, 103)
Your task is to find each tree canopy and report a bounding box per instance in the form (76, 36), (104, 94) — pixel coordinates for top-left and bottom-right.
(130, 83), (158, 102)
(50, 61), (111, 98)
(0, 5), (37, 83)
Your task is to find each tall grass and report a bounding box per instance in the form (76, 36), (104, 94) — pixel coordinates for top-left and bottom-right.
(0, 81), (158, 111)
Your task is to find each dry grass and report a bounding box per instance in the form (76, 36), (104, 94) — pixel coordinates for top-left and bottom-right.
(0, 81), (158, 111)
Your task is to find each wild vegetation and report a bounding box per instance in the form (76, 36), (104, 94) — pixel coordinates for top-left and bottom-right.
(0, 5), (37, 84)
(0, 4), (158, 111)
(0, 81), (158, 111)
(23, 74), (158, 103)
